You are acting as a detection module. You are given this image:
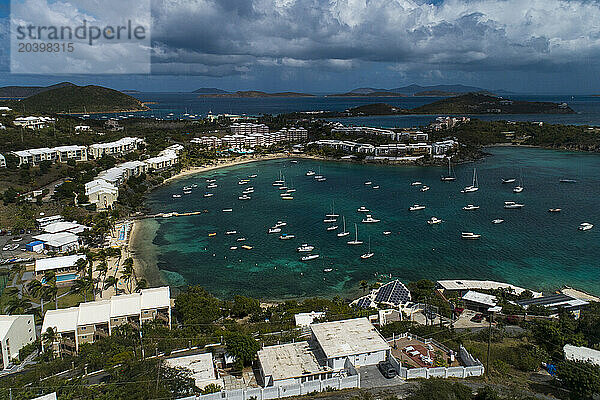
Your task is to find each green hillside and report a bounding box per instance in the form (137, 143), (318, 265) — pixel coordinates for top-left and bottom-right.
(13, 84), (148, 114)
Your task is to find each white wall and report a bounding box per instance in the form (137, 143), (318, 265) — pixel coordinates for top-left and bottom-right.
(1, 315), (36, 367)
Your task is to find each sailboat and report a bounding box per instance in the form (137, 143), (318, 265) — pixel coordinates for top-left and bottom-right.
(361, 237), (374, 259)
(337, 216), (350, 237)
(326, 201), (339, 218)
(347, 224), (363, 245)
(273, 170), (285, 186)
(461, 168), (479, 193)
(441, 158), (456, 181)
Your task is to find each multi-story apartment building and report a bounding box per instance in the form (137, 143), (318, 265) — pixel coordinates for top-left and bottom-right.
(0, 315), (36, 369)
(88, 137), (145, 159)
(230, 123), (269, 135)
(42, 287), (171, 356)
(12, 145), (87, 166)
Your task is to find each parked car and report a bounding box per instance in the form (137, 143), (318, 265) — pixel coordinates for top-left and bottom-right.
(377, 361), (397, 379)
(471, 313), (485, 323)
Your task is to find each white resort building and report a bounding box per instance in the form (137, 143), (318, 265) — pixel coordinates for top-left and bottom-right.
(0, 315), (36, 369)
(42, 287), (171, 356)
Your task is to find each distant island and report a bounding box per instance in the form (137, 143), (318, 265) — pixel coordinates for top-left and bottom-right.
(327, 84), (498, 97)
(0, 84), (149, 114)
(193, 87), (231, 94)
(286, 93), (575, 117)
(197, 90), (315, 98)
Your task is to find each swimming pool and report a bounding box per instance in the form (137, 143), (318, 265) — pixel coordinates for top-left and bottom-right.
(42, 273), (78, 283)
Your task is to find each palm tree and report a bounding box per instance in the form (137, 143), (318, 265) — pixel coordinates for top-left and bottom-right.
(70, 276), (93, 302)
(41, 327), (58, 358)
(42, 271), (58, 309)
(4, 297), (32, 314)
(74, 257), (87, 274)
(120, 262), (136, 293)
(27, 279), (45, 315)
(103, 275), (119, 293)
(359, 280), (369, 293)
(95, 260), (108, 297)
(135, 278), (147, 292)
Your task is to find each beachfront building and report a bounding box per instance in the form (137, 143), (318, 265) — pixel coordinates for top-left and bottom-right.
(191, 136), (222, 148)
(436, 279), (541, 297)
(230, 122), (269, 135)
(42, 287), (172, 356)
(32, 232), (82, 253)
(258, 341), (333, 387)
(144, 148), (179, 170)
(0, 315), (36, 369)
(36, 215), (64, 229)
(352, 279), (412, 309)
(311, 140), (437, 158)
(13, 116), (55, 129)
(0, 154), (6, 168)
(310, 318), (390, 370)
(431, 140), (458, 155)
(12, 145), (87, 166)
(42, 221), (89, 235)
(461, 291), (498, 313)
(34, 254), (86, 278)
(88, 137), (145, 159)
(220, 127), (308, 150)
(517, 294), (589, 319)
(85, 179), (119, 210)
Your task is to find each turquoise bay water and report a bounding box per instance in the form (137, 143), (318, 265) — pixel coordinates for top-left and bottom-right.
(143, 147), (600, 299)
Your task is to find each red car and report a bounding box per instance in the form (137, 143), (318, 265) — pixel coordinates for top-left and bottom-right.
(471, 313), (485, 323)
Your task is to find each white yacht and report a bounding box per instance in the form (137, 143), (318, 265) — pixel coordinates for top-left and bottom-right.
(548, 208), (562, 213)
(504, 201), (524, 209)
(461, 232), (481, 239)
(249, 174), (258, 178)
(281, 196), (294, 200)
(357, 206), (370, 213)
(222, 208), (233, 212)
(372, 185), (380, 189)
(513, 175), (524, 193)
(411, 181), (422, 186)
(421, 186), (430, 192)
(323, 218), (337, 223)
(286, 189), (297, 193)
(279, 234), (295, 240)
(337, 217), (350, 237)
(326, 224), (338, 231)
(207, 183), (218, 189)
(238, 194), (251, 200)
(203, 193), (214, 197)
(462, 204), (480, 210)
(326, 203), (339, 218)
(492, 219), (505, 224)
(502, 178), (516, 184)
(427, 217), (443, 225)
(579, 222), (594, 231)
(461, 168), (479, 193)
(225, 230), (237, 235)
(172, 194), (181, 198)
(409, 204), (426, 211)
(361, 214), (381, 223)
(297, 244), (315, 252)
(275, 221), (287, 228)
(243, 189), (255, 194)
(183, 190), (192, 195)
(347, 224), (363, 245)
(365, 181), (372, 185)
(206, 179), (216, 183)
(315, 177), (327, 182)
(279, 186), (289, 191)
(383, 231), (392, 235)
(306, 170), (316, 176)
(236, 237), (247, 241)
(238, 179), (250, 185)
(268, 227), (282, 233)
(301, 254), (320, 261)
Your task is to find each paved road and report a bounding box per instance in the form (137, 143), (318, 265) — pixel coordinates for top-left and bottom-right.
(359, 365), (406, 389)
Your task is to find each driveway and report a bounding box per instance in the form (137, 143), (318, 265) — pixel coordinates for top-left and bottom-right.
(359, 365), (406, 389)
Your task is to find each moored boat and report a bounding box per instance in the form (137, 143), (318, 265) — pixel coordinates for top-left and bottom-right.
(462, 204), (480, 211)
(409, 204), (426, 211)
(461, 232), (481, 239)
(579, 222), (593, 231)
(427, 217), (443, 225)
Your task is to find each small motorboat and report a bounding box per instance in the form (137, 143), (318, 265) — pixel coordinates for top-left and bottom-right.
(323, 268), (333, 272)
(361, 214), (381, 223)
(372, 185), (380, 189)
(579, 222), (593, 231)
(172, 194), (181, 198)
(409, 204), (426, 211)
(230, 246), (238, 250)
(383, 231), (392, 235)
(241, 245), (253, 250)
(208, 232), (217, 237)
(411, 181), (422, 186)
(326, 225), (339, 231)
(222, 208), (233, 212)
(462, 204), (480, 211)
(420, 186), (430, 192)
(225, 230), (237, 235)
(427, 217), (443, 225)
(297, 244), (315, 252)
(301, 254), (320, 261)
(560, 179), (577, 183)
(504, 201), (524, 209)
(268, 227), (282, 233)
(492, 219), (505, 224)
(279, 234), (295, 240)
(238, 195), (252, 200)
(204, 193), (214, 197)
(357, 206), (370, 213)
(236, 237), (247, 242)
(306, 170), (316, 176)
(502, 178), (516, 184)
(365, 181), (372, 185)
(548, 208), (562, 213)
(461, 232), (481, 240)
